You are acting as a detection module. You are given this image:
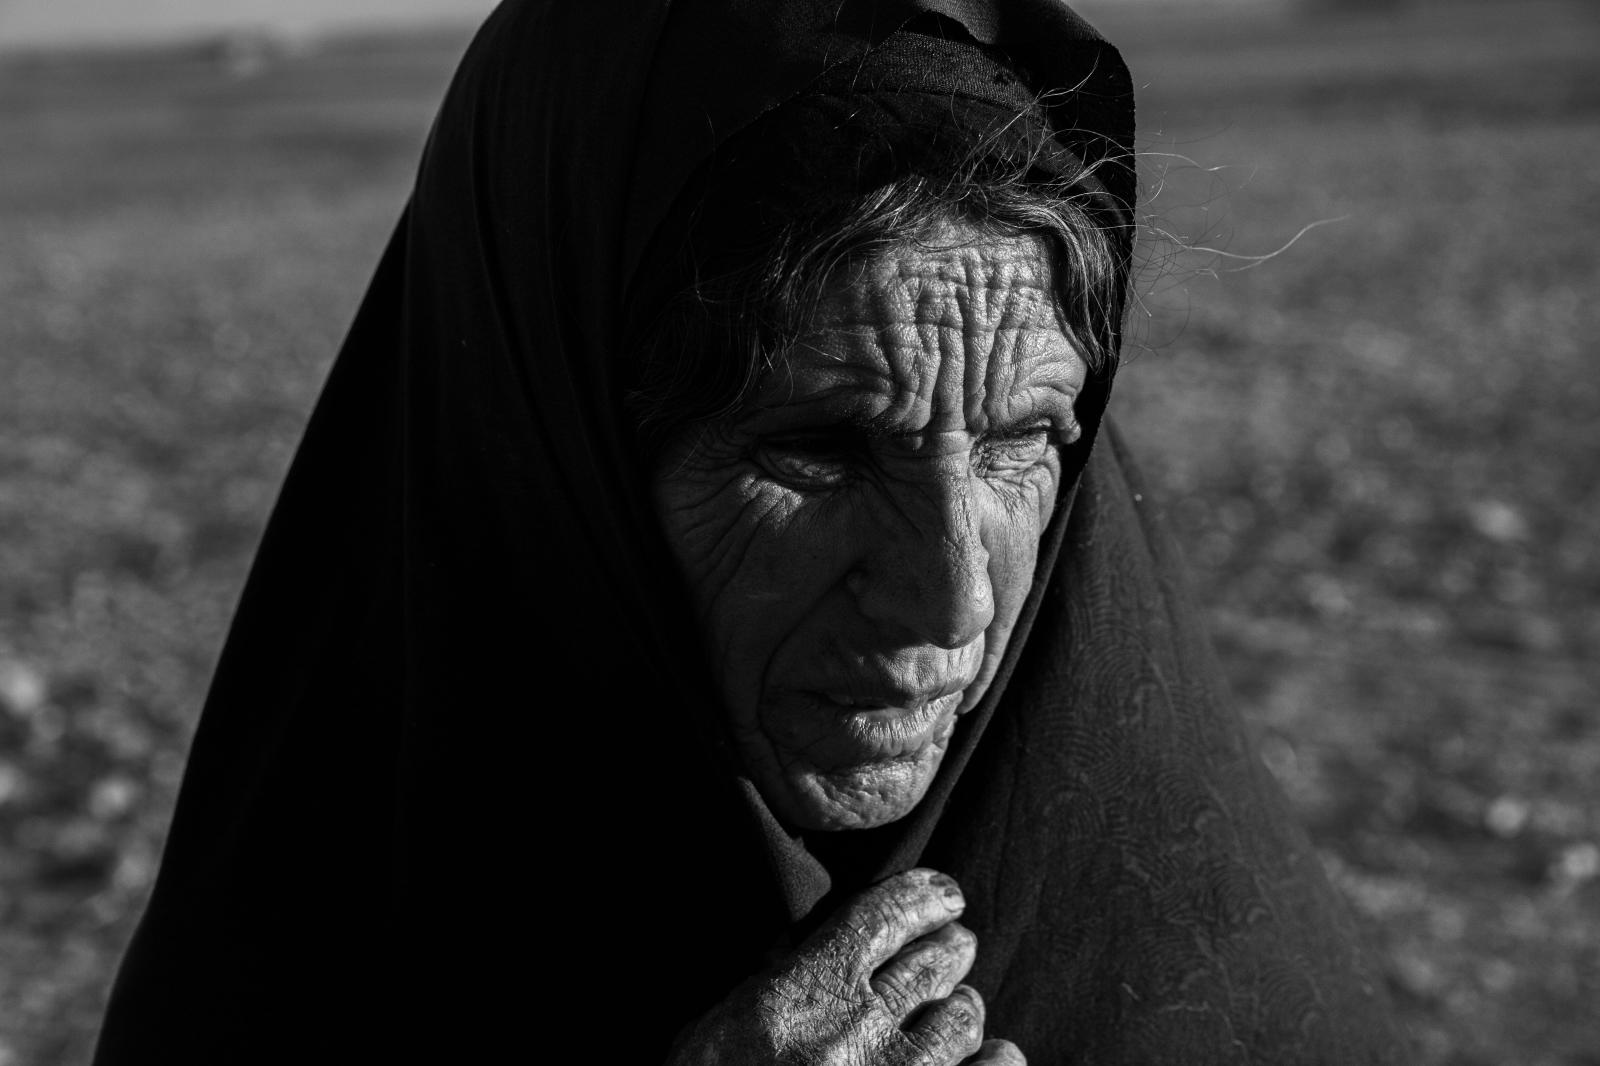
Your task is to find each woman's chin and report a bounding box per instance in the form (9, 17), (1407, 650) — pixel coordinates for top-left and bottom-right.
(771, 752), (943, 831)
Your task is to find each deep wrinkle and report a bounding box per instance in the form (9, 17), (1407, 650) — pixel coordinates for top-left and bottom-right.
(653, 221), (1087, 830)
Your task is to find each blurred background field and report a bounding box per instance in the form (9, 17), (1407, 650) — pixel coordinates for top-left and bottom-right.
(1, 1), (1596, 1062)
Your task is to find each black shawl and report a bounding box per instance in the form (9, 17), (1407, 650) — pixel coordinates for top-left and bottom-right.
(95, 1), (1406, 1062)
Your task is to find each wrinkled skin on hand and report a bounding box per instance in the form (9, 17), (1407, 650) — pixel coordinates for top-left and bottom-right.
(667, 870), (1026, 1066)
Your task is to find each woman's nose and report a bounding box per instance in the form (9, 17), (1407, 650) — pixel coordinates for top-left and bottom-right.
(850, 473), (995, 650)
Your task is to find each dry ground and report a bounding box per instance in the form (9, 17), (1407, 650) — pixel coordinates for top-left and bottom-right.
(1, 4), (1596, 1063)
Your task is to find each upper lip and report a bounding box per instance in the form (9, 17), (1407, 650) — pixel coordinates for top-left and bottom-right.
(811, 674), (971, 712)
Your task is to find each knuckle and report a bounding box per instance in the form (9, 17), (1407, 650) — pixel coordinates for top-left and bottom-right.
(875, 955), (938, 1005)
(943, 996), (982, 1035)
(917, 942), (962, 988)
(904, 989), (985, 1059)
(797, 930), (866, 988)
(948, 987), (986, 1038)
(907, 961), (945, 1000)
(880, 868), (940, 911)
(873, 891), (916, 934)
(802, 959), (859, 1007)
(898, 1026), (941, 1061)
(897, 867), (939, 889)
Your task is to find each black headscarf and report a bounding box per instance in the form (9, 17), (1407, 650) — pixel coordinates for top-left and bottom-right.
(95, 2), (1406, 1063)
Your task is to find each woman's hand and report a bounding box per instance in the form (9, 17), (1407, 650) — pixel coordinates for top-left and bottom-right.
(667, 868), (1025, 1065)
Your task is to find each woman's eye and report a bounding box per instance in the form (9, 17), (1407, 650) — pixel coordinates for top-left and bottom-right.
(978, 428), (1055, 474)
(756, 435), (856, 488)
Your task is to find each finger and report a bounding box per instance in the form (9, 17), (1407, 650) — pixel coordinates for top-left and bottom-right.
(801, 868), (966, 981)
(870, 920), (978, 1022)
(963, 1038), (1027, 1065)
(894, 983), (985, 1066)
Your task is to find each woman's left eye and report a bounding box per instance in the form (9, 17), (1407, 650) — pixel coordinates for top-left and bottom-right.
(977, 427), (1055, 473)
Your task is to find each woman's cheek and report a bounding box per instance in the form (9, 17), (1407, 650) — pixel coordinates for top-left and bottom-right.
(708, 483), (847, 612)
(1025, 453), (1063, 530)
(986, 459), (1060, 533)
(660, 468), (833, 658)
(985, 462), (1058, 601)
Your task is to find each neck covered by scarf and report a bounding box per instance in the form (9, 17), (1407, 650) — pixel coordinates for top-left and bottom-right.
(95, 2), (1405, 1062)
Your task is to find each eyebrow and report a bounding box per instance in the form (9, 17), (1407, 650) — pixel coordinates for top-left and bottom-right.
(741, 402), (1069, 442)
(739, 352), (1082, 434)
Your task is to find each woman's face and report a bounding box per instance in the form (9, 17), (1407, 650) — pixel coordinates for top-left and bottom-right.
(652, 221), (1088, 831)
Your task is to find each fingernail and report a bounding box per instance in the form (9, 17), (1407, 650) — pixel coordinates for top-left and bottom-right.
(923, 871), (964, 909)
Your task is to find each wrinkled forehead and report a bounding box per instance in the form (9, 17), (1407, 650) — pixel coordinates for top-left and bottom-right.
(815, 228), (1059, 333)
(757, 227), (1085, 428)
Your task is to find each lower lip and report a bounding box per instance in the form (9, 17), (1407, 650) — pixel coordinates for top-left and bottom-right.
(798, 690), (965, 765)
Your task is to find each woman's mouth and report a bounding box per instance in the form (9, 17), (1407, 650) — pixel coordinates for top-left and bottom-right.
(784, 688), (966, 766)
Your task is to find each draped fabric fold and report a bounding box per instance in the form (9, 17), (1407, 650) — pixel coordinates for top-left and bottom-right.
(96, 2), (1404, 1062)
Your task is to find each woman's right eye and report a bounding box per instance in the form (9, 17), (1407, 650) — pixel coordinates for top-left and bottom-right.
(755, 434), (856, 489)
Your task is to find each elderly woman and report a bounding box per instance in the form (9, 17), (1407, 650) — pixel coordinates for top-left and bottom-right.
(95, 1), (1405, 1063)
